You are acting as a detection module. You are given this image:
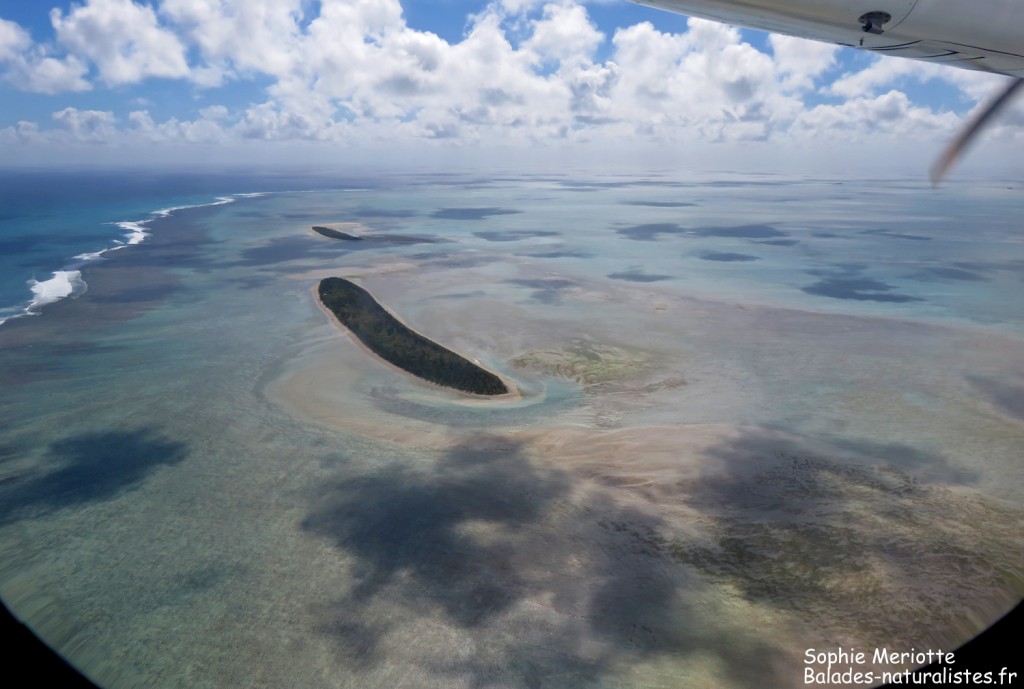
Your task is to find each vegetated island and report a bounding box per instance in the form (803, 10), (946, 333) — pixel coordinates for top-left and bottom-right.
(311, 224), (441, 245)
(317, 277), (510, 396)
(312, 225), (363, 241)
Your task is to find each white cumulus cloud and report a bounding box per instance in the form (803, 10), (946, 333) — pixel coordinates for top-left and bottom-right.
(51, 0), (190, 85)
(52, 107), (117, 141)
(769, 34), (839, 92)
(0, 16), (91, 93)
(524, 1), (604, 67)
(791, 90), (959, 139)
(0, 0), (1018, 166)
(159, 0), (307, 86)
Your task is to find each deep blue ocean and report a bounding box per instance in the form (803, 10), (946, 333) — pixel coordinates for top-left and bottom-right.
(0, 170), (362, 324)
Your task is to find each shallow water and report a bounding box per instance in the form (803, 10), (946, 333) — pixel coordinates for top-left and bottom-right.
(1, 172), (1022, 688)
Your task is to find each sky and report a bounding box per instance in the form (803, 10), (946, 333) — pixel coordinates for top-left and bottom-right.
(0, 0), (1022, 174)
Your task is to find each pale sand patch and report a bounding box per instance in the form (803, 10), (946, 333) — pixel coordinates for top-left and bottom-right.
(267, 350), (457, 448)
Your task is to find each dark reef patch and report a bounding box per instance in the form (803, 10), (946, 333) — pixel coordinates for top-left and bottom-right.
(296, 424), (1011, 686)
(616, 223), (687, 241)
(696, 224), (788, 239)
(704, 180), (791, 188)
(366, 234), (440, 245)
(827, 437), (978, 485)
(699, 251), (760, 262)
(861, 228), (931, 242)
(430, 207), (522, 220)
(349, 207), (419, 219)
(428, 290), (488, 300)
(968, 375), (1024, 422)
(303, 439), (567, 630)
(88, 279), (180, 305)
(473, 230), (558, 242)
(607, 270), (673, 283)
(235, 236), (336, 266)
(623, 201), (697, 208)
(615, 222), (787, 242)
(910, 266), (987, 282)
(807, 263), (867, 277)
(303, 436), (786, 687)
(411, 252), (497, 269)
(559, 179), (686, 191)
(802, 277), (922, 303)
(518, 250), (592, 259)
(662, 430), (1015, 646)
(240, 231), (440, 268)
(753, 239), (799, 247)
(505, 278), (575, 304)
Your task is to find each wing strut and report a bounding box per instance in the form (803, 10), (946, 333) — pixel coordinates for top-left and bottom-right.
(931, 78), (1023, 185)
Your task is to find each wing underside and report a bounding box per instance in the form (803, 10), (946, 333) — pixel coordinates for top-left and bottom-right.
(634, 0), (1024, 77)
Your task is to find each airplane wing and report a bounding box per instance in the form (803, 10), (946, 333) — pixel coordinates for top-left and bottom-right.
(633, 0), (1024, 181)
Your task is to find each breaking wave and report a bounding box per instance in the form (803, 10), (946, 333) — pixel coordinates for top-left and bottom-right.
(0, 194), (253, 327)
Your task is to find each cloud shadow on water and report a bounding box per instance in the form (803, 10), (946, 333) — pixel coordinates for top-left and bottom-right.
(622, 201), (698, 208)
(505, 278), (576, 304)
(303, 440), (567, 628)
(301, 435), (790, 687)
(0, 429), (187, 524)
(667, 429), (1017, 648)
(695, 224), (787, 239)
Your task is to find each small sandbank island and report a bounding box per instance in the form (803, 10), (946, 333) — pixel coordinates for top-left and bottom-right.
(312, 225), (364, 241)
(317, 277), (512, 396)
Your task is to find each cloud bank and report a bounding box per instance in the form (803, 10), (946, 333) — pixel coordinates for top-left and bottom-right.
(0, 0), (1021, 168)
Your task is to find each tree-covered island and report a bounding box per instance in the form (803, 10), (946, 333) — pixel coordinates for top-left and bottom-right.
(317, 277), (510, 396)
(312, 225), (363, 240)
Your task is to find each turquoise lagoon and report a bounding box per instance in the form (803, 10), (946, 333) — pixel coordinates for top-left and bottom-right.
(1, 171), (1022, 688)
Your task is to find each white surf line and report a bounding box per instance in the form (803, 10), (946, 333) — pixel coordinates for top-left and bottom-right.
(0, 192), (267, 327)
